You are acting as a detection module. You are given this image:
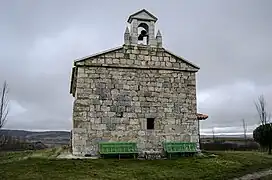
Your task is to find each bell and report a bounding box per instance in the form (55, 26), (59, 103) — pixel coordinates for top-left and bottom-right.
(138, 30), (147, 40)
(141, 30), (147, 36)
(138, 34), (144, 40)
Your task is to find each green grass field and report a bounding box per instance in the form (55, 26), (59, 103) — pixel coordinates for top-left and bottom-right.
(259, 174), (272, 180)
(1, 150), (272, 180)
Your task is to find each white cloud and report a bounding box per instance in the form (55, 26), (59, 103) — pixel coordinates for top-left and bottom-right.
(198, 80), (256, 108)
(1, 1), (271, 132)
(200, 124), (259, 135)
(198, 80), (272, 132)
(9, 100), (27, 116)
(26, 26), (102, 75)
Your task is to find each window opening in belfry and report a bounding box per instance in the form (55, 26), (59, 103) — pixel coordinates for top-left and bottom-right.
(138, 23), (149, 45)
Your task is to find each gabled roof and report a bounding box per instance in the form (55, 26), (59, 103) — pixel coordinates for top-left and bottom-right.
(72, 45), (200, 70)
(164, 49), (200, 69)
(73, 46), (123, 65)
(127, 9), (158, 23)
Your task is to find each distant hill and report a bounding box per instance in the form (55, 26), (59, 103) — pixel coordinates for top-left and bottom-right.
(0, 129), (256, 148)
(201, 134), (253, 139)
(0, 129), (71, 147)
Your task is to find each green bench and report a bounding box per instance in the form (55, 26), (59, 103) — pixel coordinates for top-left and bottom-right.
(98, 142), (138, 159)
(163, 142), (198, 159)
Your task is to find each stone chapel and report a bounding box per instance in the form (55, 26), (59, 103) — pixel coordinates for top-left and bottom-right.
(70, 9), (208, 156)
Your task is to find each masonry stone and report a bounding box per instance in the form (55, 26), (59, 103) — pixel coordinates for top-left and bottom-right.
(70, 9), (201, 157)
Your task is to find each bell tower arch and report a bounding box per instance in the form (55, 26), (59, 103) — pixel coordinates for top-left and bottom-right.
(124, 9), (162, 48)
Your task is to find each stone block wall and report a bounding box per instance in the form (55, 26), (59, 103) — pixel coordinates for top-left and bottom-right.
(71, 45), (199, 156)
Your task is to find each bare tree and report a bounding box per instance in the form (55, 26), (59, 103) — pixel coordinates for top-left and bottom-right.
(0, 81), (9, 147)
(242, 119), (247, 145)
(254, 94), (272, 154)
(255, 95), (271, 125)
(212, 127), (215, 142)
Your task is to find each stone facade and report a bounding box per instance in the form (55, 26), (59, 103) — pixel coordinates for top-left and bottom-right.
(70, 9), (201, 156)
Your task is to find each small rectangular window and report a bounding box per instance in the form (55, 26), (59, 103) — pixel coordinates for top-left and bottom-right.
(147, 118), (155, 130)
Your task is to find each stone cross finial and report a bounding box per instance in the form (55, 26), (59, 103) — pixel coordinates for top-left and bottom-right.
(124, 27), (130, 45)
(156, 30), (162, 48)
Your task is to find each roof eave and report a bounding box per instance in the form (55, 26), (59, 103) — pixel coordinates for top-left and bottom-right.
(197, 113), (209, 120)
(73, 46), (123, 66)
(69, 67), (77, 97)
(127, 9), (158, 23)
(163, 49), (200, 70)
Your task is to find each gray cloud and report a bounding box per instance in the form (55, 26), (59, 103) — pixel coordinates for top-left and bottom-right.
(1, 0), (271, 133)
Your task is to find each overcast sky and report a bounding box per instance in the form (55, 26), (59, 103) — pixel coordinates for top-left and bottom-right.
(1, 0), (271, 134)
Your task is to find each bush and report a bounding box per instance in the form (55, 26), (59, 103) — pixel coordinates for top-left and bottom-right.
(201, 142), (260, 151)
(0, 136), (47, 151)
(253, 123), (272, 154)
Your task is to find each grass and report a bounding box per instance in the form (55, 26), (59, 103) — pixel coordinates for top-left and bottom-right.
(0, 150), (33, 164)
(1, 150), (272, 180)
(259, 174), (272, 180)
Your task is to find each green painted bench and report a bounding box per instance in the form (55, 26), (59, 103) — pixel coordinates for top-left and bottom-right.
(163, 142), (198, 159)
(98, 142), (138, 159)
